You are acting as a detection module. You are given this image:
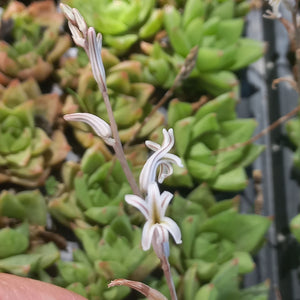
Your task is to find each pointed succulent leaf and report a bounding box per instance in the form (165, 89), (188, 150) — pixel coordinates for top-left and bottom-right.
(0, 227), (29, 258)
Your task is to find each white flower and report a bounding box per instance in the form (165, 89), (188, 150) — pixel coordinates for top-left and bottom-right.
(125, 182), (182, 251)
(139, 129), (183, 193)
(64, 113), (115, 146)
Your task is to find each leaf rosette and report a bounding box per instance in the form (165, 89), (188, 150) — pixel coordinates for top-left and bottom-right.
(0, 79), (70, 187)
(0, 0), (71, 86)
(62, 0), (164, 55)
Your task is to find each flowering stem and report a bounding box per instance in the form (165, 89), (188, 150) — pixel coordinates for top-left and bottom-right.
(152, 232), (178, 300)
(161, 255), (177, 300)
(159, 257), (177, 300)
(101, 91), (142, 197)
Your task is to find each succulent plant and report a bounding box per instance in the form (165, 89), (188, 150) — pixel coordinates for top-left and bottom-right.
(144, 184), (270, 299)
(130, 41), (179, 90)
(286, 116), (300, 170)
(0, 222), (60, 277)
(52, 222), (159, 300)
(164, 0), (264, 94)
(0, 189), (61, 278)
(148, 260), (269, 300)
(0, 0), (71, 86)
(0, 79), (70, 187)
(132, 0), (264, 96)
(47, 145), (160, 299)
(47, 144), (133, 226)
(154, 93), (265, 191)
(0, 189), (47, 226)
(60, 50), (164, 146)
(62, 0), (164, 55)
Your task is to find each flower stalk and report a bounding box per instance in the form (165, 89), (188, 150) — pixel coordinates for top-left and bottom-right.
(60, 3), (141, 197)
(61, 4), (183, 299)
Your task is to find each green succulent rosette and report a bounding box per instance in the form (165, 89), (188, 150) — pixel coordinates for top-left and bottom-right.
(0, 79), (70, 187)
(0, 189), (47, 225)
(130, 41), (179, 90)
(0, 189), (61, 278)
(47, 144), (133, 227)
(62, 0), (164, 55)
(0, 0), (71, 85)
(60, 50), (164, 146)
(0, 223), (60, 277)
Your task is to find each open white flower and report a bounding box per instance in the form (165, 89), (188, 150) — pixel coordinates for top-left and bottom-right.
(139, 129), (183, 193)
(64, 113), (115, 146)
(125, 182), (182, 251)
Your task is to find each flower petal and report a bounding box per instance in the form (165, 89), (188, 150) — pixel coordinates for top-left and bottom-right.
(161, 128), (174, 151)
(72, 8), (88, 35)
(88, 27), (107, 93)
(64, 113), (115, 146)
(125, 194), (149, 219)
(164, 153), (184, 168)
(161, 217), (182, 245)
(147, 182), (161, 220)
(68, 21), (85, 48)
(145, 140), (161, 151)
(141, 221), (155, 251)
(157, 161), (173, 184)
(60, 4), (75, 23)
(154, 224), (169, 245)
(160, 191), (173, 216)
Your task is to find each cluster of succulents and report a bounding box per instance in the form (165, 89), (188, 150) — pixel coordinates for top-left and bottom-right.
(62, 0), (164, 55)
(44, 144), (271, 299)
(0, 189), (61, 277)
(0, 78), (70, 187)
(45, 145), (159, 299)
(47, 145), (132, 226)
(155, 92), (265, 191)
(0, 0), (71, 85)
(130, 0), (264, 96)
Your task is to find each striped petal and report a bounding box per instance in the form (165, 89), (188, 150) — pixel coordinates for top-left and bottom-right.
(125, 194), (149, 219)
(64, 113), (115, 146)
(87, 28), (107, 93)
(160, 191), (173, 216)
(141, 220), (155, 251)
(161, 217), (182, 245)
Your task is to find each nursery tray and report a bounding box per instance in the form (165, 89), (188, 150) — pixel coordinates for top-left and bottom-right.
(241, 7), (300, 300)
